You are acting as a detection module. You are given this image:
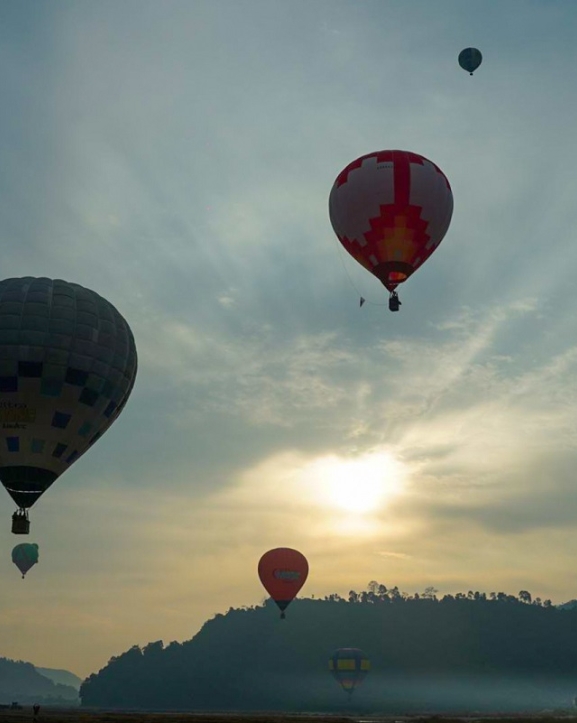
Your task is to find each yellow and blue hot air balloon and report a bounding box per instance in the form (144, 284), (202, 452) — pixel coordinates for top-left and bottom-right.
(12, 543), (39, 578)
(458, 47), (482, 75)
(0, 277), (137, 534)
(329, 648), (370, 696)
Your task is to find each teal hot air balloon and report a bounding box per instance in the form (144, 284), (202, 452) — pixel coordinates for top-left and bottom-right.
(0, 278), (137, 534)
(329, 648), (370, 696)
(12, 543), (39, 578)
(458, 47), (482, 75)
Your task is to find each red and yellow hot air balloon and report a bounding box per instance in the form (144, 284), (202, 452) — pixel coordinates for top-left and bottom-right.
(258, 547), (308, 619)
(329, 150), (453, 311)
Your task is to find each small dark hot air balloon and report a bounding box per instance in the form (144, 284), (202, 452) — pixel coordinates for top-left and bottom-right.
(258, 547), (308, 619)
(329, 150), (453, 310)
(12, 543), (39, 578)
(458, 47), (482, 75)
(329, 647), (370, 696)
(0, 277), (137, 534)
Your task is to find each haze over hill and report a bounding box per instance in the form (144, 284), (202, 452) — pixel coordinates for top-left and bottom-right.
(80, 584), (577, 713)
(34, 668), (82, 691)
(0, 658), (79, 705)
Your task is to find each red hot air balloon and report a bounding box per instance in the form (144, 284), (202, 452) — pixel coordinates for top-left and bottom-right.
(329, 150), (453, 311)
(258, 547), (308, 619)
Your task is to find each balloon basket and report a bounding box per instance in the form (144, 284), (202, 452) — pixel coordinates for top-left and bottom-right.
(12, 511), (30, 535)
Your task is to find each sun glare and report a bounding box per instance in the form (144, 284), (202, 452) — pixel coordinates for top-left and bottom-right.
(309, 452), (405, 515)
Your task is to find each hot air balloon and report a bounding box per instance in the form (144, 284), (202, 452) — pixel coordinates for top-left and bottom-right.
(12, 542), (39, 578)
(329, 150), (453, 311)
(329, 647), (370, 696)
(258, 547), (308, 619)
(0, 277), (137, 534)
(458, 47), (482, 75)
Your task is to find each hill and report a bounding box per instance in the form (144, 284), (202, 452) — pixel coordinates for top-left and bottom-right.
(0, 657), (79, 705)
(557, 599), (577, 610)
(34, 667), (82, 691)
(80, 584), (577, 713)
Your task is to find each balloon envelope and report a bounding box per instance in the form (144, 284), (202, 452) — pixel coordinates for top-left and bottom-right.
(12, 542), (39, 577)
(458, 47), (482, 74)
(329, 150), (453, 293)
(329, 647), (370, 694)
(258, 547), (308, 616)
(0, 277), (137, 510)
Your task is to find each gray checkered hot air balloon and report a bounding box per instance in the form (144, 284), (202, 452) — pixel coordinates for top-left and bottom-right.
(0, 278), (137, 534)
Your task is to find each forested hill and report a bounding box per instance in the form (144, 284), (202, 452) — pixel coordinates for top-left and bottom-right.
(80, 585), (577, 713)
(0, 657), (79, 704)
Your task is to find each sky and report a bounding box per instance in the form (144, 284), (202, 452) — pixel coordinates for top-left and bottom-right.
(1, 0), (577, 679)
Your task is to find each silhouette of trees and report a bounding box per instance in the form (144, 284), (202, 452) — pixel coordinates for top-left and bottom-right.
(519, 590), (532, 604)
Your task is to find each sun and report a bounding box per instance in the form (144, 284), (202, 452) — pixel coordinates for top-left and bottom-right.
(309, 451), (405, 515)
